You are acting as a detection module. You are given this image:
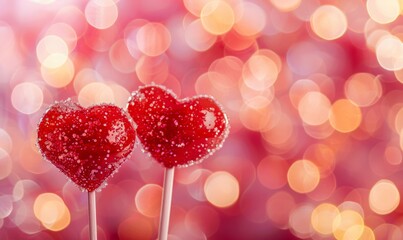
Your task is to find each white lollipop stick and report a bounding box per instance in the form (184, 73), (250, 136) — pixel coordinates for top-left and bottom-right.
(88, 191), (98, 240)
(158, 167), (175, 240)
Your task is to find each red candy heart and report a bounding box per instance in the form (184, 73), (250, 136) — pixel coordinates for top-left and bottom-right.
(37, 100), (136, 192)
(127, 85), (229, 168)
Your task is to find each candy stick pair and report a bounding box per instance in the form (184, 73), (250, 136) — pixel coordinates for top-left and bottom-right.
(37, 85), (229, 239)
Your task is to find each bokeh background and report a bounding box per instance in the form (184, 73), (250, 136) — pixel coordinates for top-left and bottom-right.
(1, 0), (403, 239)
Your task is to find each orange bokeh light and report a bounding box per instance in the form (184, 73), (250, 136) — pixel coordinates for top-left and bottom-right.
(287, 160), (320, 194)
(329, 99), (362, 133)
(200, 0), (235, 35)
(310, 5), (347, 40)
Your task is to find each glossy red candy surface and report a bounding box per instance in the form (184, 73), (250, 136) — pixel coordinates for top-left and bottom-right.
(37, 100), (136, 192)
(127, 85), (229, 168)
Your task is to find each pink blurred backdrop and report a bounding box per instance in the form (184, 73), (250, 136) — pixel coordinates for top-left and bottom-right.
(1, 0), (403, 239)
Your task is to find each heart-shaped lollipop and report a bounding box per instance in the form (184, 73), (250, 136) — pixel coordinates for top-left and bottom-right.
(37, 100), (136, 192)
(127, 85), (229, 168)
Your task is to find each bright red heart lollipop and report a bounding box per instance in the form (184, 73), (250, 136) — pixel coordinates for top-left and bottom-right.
(127, 85), (229, 168)
(128, 85), (229, 240)
(37, 100), (136, 192)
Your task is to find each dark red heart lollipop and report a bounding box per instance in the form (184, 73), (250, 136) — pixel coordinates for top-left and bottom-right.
(127, 85), (229, 168)
(37, 100), (136, 192)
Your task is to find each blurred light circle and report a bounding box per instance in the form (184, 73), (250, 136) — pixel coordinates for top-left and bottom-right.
(332, 210), (364, 240)
(254, 49), (282, 71)
(124, 19), (149, 59)
(135, 55), (169, 84)
(45, 22), (78, 53)
(239, 101), (272, 131)
(287, 160), (320, 193)
(346, 226), (376, 240)
(311, 203), (339, 235)
(11, 82), (43, 114)
(243, 94), (272, 110)
(294, 0), (320, 21)
(137, 22), (171, 56)
(298, 91), (331, 126)
(13, 180), (41, 202)
(395, 107), (403, 133)
(375, 35), (403, 71)
(109, 84), (131, 109)
(33, 193), (71, 231)
(303, 121), (335, 140)
(366, 0), (400, 24)
(242, 54), (279, 91)
(13, 202), (41, 234)
(85, 0), (118, 29)
(0, 195), (13, 218)
(365, 29), (389, 51)
(310, 5), (347, 40)
(78, 82), (114, 107)
(240, 81), (275, 105)
(166, 17), (196, 61)
(109, 39), (137, 73)
(0, 129), (12, 154)
(261, 110), (294, 147)
(209, 56), (243, 90)
(289, 79), (320, 108)
(344, 73), (382, 107)
(289, 205), (315, 239)
(394, 68), (403, 84)
(0, 148), (12, 180)
(54, 6), (88, 38)
(185, 19), (217, 52)
(36, 35), (69, 68)
(73, 68), (104, 94)
(187, 169), (211, 202)
(374, 223), (403, 240)
(233, 2), (266, 37)
(337, 201), (365, 220)
(41, 57), (75, 88)
(175, 166), (202, 185)
(270, 0), (301, 12)
(183, 0), (211, 17)
(135, 184), (162, 218)
(384, 145), (402, 166)
(266, 191), (296, 228)
(369, 179), (400, 215)
(201, 0), (235, 35)
(329, 99), (362, 133)
(204, 171), (239, 208)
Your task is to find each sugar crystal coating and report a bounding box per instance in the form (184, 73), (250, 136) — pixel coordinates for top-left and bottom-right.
(37, 100), (136, 192)
(127, 85), (229, 168)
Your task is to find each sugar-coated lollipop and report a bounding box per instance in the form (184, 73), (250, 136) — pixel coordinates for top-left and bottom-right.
(127, 85), (229, 240)
(37, 99), (136, 240)
(37, 99), (136, 191)
(127, 84), (229, 168)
